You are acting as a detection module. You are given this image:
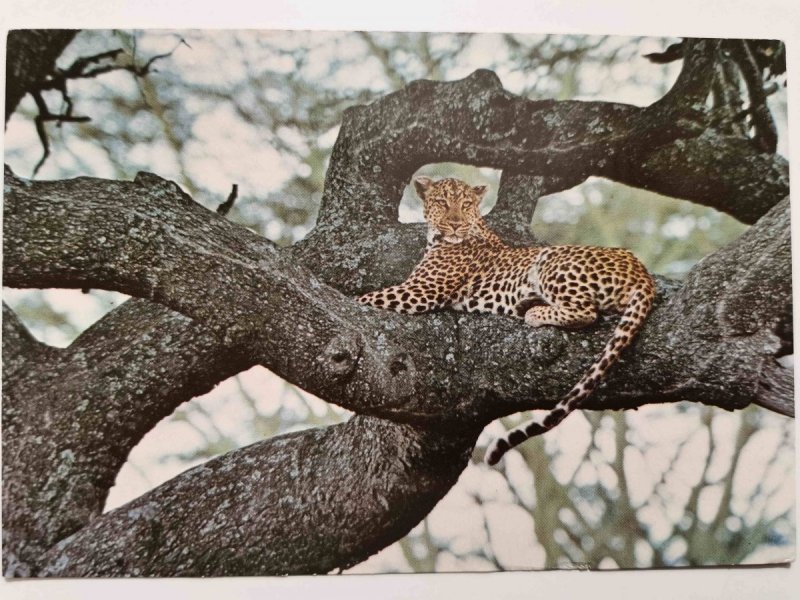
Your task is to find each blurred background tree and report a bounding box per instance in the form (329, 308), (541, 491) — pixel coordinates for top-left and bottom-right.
(4, 30), (792, 571)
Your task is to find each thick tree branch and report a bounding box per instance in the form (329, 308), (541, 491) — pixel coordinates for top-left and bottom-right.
(485, 171), (546, 241)
(621, 133), (788, 224)
(4, 168), (792, 424)
(314, 39), (785, 234)
(638, 197), (792, 417)
(2, 298), (255, 575)
(3, 169), (436, 422)
(38, 417), (476, 576)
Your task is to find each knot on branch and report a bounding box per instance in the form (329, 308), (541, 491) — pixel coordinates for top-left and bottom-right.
(319, 333), (363, 379)
(380, 351), (418, 406)
(388, 352), (412, 377)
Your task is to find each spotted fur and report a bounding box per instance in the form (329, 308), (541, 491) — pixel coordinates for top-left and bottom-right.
(358, 177), (656, 465)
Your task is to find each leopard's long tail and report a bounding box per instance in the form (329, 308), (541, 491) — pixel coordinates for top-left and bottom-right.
(485, 287), (654, 465)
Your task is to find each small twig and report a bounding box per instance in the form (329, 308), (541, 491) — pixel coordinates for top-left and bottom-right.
(37, 39), (188, 89)
(55, 48), (126, 82)
(217, 184), (239, 216)
(644, 40), (685, 64)
(31, 90), (91, 176)
(29, 38), (188, 177)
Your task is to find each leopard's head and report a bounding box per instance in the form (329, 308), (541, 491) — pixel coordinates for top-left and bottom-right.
(414, 176), (487, 244)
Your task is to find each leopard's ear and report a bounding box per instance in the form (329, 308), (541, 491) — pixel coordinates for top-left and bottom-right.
(472, 185), (488, 199)
(414, 176), (434, 199)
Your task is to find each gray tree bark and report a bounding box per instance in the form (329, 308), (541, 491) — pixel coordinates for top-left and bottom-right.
(2, 33), (792, 576)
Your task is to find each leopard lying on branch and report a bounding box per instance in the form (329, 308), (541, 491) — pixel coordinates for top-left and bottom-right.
(359, 176), (655, 464)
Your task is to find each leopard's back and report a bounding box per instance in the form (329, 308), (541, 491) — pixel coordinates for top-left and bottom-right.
(450, 245), (543, 318)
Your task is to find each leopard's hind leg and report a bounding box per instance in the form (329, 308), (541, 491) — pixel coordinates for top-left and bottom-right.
(523, 296), (598, 329)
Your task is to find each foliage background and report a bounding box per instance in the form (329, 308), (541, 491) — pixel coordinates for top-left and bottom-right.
(3, 29), (794, 572)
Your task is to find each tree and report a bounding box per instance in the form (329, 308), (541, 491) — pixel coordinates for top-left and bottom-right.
(2, 31), (792, 577)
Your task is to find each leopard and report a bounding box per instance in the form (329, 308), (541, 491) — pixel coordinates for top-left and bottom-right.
(357, 176), (656, 465)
